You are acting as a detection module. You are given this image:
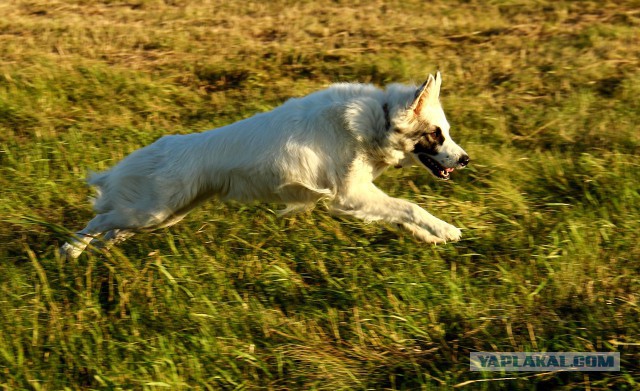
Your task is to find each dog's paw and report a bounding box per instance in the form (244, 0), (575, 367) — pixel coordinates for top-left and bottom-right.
(59, 242), (85, 260)
(432, 223), (462, 243)
(400, 222), (445, 244)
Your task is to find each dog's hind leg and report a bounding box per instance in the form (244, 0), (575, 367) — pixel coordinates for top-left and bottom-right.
(88, 229), (136, 253)
(60, 209), (166, 259)
(60, 213), (121, 259)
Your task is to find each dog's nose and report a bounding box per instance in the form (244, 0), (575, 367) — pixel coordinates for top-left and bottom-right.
(458, 155), (470, 167)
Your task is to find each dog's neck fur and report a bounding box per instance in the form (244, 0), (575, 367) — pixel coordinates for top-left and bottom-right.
(375, 87), (418, 168)
(341, 83), (422, 176)
(382, 103), (391, 132)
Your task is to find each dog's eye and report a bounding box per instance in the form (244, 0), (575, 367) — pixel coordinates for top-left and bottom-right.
(428, 127), (442, 138)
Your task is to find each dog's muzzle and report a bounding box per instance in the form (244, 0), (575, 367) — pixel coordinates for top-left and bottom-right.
(413, 147), (470, 180)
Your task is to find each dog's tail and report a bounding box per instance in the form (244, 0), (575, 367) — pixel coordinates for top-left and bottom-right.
(87, 170), (111, 213)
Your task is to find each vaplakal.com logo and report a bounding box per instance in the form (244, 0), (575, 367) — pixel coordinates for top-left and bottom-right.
(470, 352), (620, 372)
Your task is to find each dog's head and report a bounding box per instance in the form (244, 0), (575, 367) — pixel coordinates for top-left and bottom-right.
(390, 72), (470, 180)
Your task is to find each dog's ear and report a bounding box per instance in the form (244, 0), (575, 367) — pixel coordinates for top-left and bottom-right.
(410, 73), (441, 115)
(434, 71), (442, 94)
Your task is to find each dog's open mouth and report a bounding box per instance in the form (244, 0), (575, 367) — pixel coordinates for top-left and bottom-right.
(415, 153), (454, 180)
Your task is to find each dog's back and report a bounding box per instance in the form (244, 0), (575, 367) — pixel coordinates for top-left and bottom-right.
(91, 83), (387, 218)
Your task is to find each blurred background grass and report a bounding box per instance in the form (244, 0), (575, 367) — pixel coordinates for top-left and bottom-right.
(0, 0), (639, 389)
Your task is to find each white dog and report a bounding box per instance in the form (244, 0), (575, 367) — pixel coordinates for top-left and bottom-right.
(60, 72), (469, 259)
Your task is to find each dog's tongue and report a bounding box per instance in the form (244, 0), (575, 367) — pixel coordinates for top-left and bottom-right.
(446, 168), (455, 173)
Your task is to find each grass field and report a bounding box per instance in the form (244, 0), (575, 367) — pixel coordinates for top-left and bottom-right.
(1, 0), (639, 389)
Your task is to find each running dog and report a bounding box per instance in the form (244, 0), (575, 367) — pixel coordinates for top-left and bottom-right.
(60, 71), (469, 259)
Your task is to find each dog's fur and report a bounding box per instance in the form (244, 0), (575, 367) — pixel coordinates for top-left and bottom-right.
(60, 72), (469, 259)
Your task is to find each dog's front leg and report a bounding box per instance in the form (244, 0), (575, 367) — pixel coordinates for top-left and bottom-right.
(329, 184), (461, 243)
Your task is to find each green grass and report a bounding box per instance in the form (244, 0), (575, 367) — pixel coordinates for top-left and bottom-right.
(1, 0), (639, 389)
